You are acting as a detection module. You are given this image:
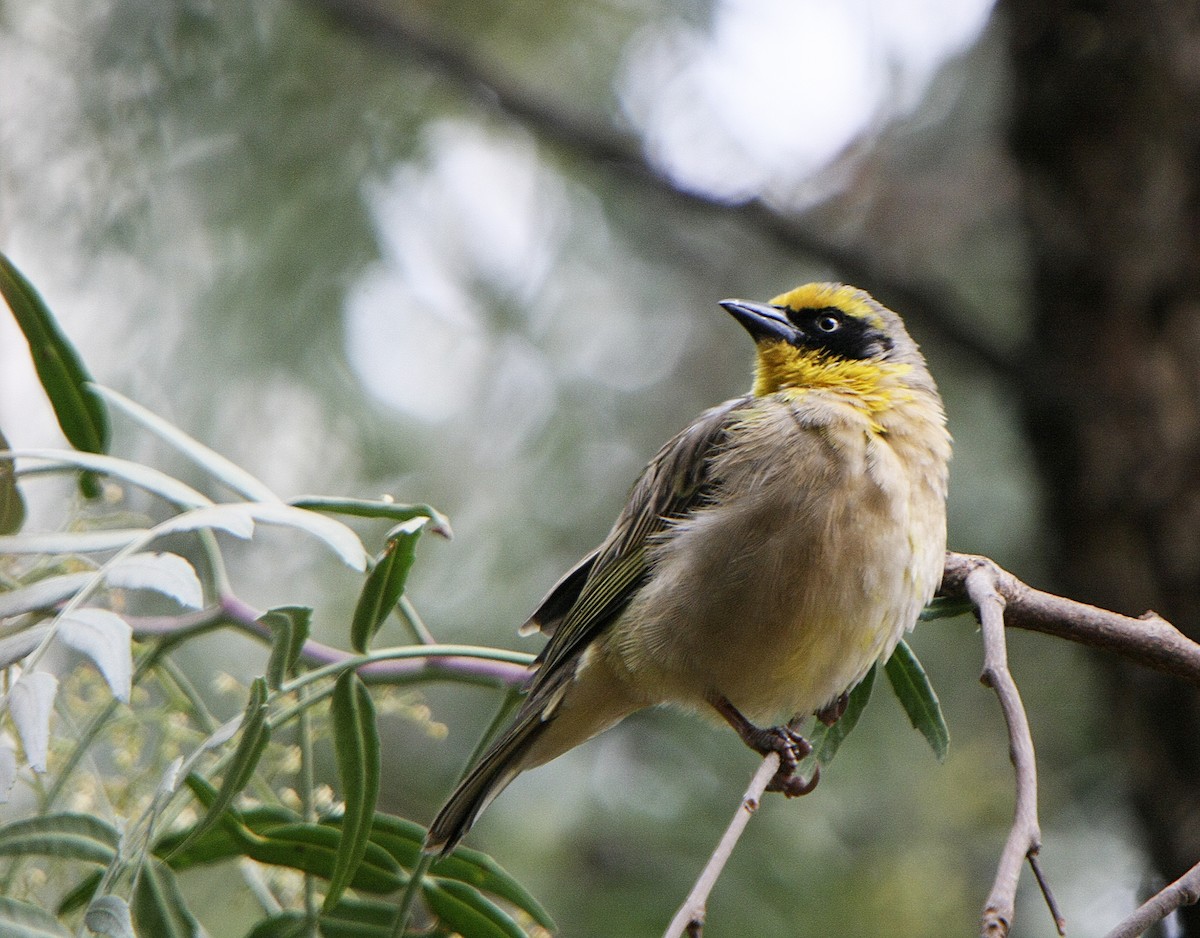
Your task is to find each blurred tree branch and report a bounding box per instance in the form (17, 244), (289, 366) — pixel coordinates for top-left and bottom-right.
(306, 0), (1017, 378)
(663, 552), (1200, 937)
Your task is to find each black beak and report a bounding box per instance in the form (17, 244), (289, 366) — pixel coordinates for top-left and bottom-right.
(719, 299), (794, 344)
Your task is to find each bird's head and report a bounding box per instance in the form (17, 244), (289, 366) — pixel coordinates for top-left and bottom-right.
(720, 282), (935, 405)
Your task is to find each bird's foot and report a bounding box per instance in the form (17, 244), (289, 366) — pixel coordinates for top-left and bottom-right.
(707, 694), (819, 798)
(815, 692), (849, 726)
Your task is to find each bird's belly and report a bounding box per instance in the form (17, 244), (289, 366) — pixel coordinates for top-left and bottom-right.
(602, 451), (942, 723)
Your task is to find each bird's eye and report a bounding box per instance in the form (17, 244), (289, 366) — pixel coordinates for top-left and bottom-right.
(816, 315), (841, 333)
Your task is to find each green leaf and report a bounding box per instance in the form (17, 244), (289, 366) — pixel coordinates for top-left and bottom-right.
(131, 859), (201, 938)
(0, 896), (72, 937)
(260, 606), (312, 689)
(0, 252), (110, 455)
(57, 608), (133, 703)
(351, 517), (428, 653)
(919, 595), (974, 621)
(5, 449), (210, 508)
(809, 664), (877, 766)
(243, 502), (368, 571)
(0, 529), (150, 554)
(317, 898), (396, 938)
(324, 671), (381, 911)
(361, 814), (554, 931)
(242, 912), (309, 938)
(178, 678), (271, 851)
(0, 812), (119, 865)
(57, 870), (102, 917)
(90, 384), (275, 502)
(884, 639), (950, 761)
(156, 801), (299, 866)
(105, 552), (203, 609)
(290, 495), (452, 539)
(163, 787), (403, 894)
(242, 823), (402, 894)
(423, 877), (528, 938)
(0, 428), (25, 535)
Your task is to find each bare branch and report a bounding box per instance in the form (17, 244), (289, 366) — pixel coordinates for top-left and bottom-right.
(305, 0), (1016, 378)
(663, 752), (782, 938)
(941, 552), (1200, 687)
(968, 565), (1061, 937)
(1104, 859), (1200, 938)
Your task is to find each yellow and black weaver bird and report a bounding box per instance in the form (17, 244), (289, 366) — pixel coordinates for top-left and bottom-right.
(425, 282), (951, 855)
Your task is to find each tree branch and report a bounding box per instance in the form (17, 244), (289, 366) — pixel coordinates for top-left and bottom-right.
(940, 552), (1200, 686)
(663, 752), (782, 938)
(1104, 858), (1200, 938)
(967, 564), (1064, 937)
(304, 0), (1016, 378)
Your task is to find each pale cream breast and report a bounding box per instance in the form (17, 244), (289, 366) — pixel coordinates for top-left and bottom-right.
(600, 393), (948, 724)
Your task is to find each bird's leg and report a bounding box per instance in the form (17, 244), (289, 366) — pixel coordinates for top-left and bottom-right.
(815, 691), (849, 726)
(707, 694), (819, 798)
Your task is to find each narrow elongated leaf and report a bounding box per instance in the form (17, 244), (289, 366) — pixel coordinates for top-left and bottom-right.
(351, 517), (428, 653)
(360, 813), (554, 930)
(437, 845), (554, 931)
(919, 595), (974, 621)
(291, 495), (452, 539)
(57, 870), (103, 917)
(243, 912), (310, 938)
(91, 385), (277, 502)
(885, 639), (950, 761)
(0, 574), (93, 618)
(131, 859), (200, 938)
(242, 824), (402, 894)
(156, 803), (299, 866)
(424, 877), (528, 938)
(809, 663), (877, 766)
(105, 553), (203, 608)
(57, 608), (132, 703)
(243, 502), (367, 571)
(84, 896), (134, 938)
(0, 530), (147, 554)
(0, 813), (119, 864)
(0, 428), (24, 535)
(155, 504), (255, 539)
(181, 678), (271, 850)
(9, 671), (58, 771)
(0, 896), (72, 938)
(165, 782), (403, 894)
(0, 252), (109, 454)
(316, 898), (396, 938)
(5, 449), (209, 508)
(260, 606), (312, 689)
(0, 625), (50, 670)
(324, 671), (380, 911)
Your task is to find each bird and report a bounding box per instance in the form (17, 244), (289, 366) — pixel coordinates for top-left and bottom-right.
(425, 282), (951, 855)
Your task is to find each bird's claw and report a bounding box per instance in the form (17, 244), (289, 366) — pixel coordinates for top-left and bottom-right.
(766, 762), (820, 797)
(753, 726), (819, 798)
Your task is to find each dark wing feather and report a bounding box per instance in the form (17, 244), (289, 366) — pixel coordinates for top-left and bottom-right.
(529, 395), (753, 680)
(519, 549), (599, 638)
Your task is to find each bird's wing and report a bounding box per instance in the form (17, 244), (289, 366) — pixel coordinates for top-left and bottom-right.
(526, 395), (754, 680)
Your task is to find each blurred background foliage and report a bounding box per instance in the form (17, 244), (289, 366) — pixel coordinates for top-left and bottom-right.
(1, 0), (1185, 934)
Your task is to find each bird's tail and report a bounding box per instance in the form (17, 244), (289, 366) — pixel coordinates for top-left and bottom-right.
(424, 707), (548, 856)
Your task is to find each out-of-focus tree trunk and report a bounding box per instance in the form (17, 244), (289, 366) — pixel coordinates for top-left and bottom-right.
(1005, 0), (1200, 930)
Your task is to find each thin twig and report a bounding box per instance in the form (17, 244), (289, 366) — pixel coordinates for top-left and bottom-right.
(967, 565), (1062, 937)
(941, 552), (1200, 687)
(1104, 858), (1200, 938)
(663, 753), (781, 938)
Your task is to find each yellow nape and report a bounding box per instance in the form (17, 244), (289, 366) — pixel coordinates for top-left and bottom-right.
(770, 282), (886, 330)
(752, 342), (912, 414)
